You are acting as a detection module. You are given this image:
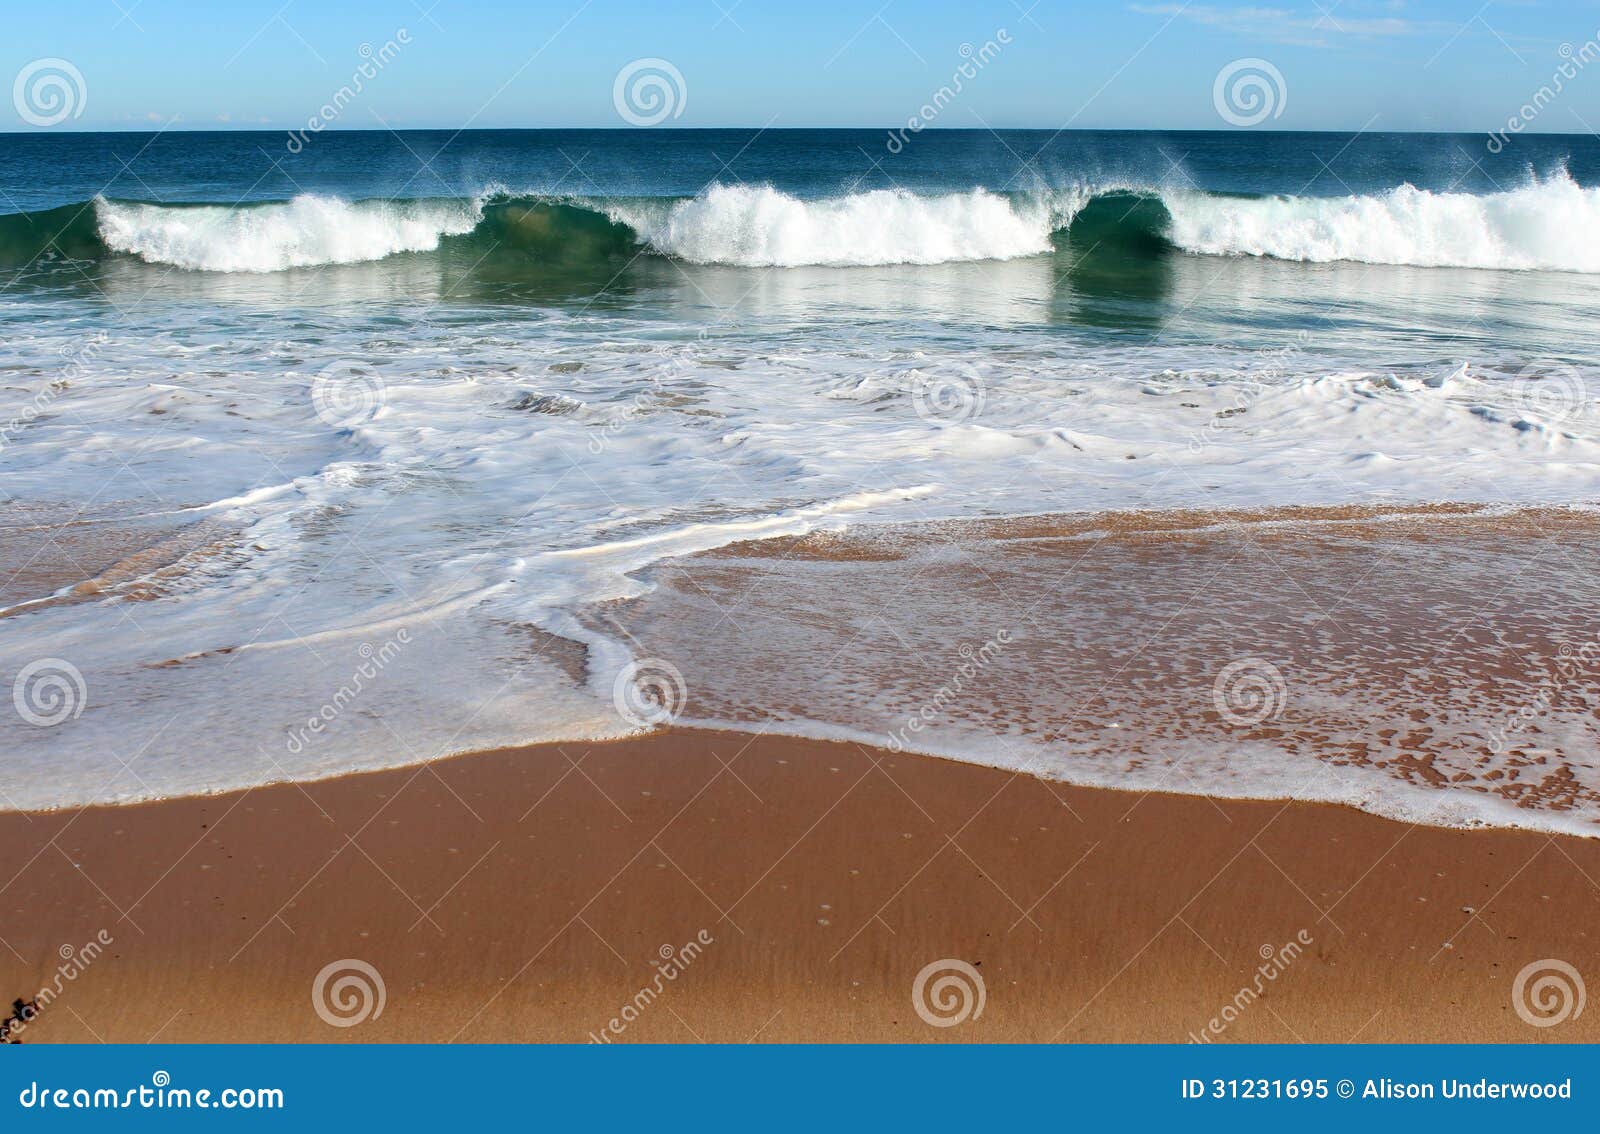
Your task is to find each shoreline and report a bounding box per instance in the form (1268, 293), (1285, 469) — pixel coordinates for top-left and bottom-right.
(10, 713), (1592, 839)
(8, 499), (1600, 827)
(2, 728), (1596, 1043)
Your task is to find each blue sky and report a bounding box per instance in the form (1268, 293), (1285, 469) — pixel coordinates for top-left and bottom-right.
(5, 1), (1600, 132)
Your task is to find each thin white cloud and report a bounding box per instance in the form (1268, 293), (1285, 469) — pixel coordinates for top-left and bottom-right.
(1128, 3), (1432, 48)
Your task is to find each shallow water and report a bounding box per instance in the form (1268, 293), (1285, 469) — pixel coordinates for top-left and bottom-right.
(2, 129), (1598, 818)
(604, 511), (1600, 836)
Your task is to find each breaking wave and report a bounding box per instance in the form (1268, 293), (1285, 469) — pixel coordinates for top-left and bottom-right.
(3, 172), (1598, 274)
(1162, 171), (1600, 272)
(607, 184), (1057, 266)
(94, 195), (482, 272)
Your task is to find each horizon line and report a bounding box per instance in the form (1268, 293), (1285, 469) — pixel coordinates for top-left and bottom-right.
(0, 123), (1548, 138)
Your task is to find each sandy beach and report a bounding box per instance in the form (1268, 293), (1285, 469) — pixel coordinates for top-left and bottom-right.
(1, 727), (1595, 1043)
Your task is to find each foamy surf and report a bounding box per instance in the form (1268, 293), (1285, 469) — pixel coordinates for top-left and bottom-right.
(4, 322), (1599, 815)
(606, 185), (1058, 266)
(51, 172), (1600, 273)
(93, 193), (482, 272)
(1164, 171), (1600, 272)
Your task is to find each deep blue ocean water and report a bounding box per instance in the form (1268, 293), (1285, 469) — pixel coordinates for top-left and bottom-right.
(1, 127), (1594, 210)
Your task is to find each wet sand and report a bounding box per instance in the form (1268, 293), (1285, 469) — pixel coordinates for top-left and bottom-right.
(1, 728), (1596, 1043)
(602, 503), (1600, 828)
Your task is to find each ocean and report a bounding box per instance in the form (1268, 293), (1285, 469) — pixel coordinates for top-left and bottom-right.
(2, 127), (1598, 825)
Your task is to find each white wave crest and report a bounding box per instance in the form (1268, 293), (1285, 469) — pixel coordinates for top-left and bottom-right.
(1163, 172), (1600, 272)
(94, 194), (481, 272)
(612, 185), (1056, 267)
(87, 172), (1600, 274)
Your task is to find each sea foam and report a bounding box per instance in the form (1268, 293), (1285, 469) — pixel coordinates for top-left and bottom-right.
(82, 172), (1600, 274)
(94, 194), (481, 272)
(1163, 171), (1600, 272)
(608, 185), (1057, 266)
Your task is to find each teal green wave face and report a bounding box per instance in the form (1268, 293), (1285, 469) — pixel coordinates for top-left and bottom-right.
(461, 198), (643, 265)
(0, 202), (106, 267)
(1056, 191), (1175, 257)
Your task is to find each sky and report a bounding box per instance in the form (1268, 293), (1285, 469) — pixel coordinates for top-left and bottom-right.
(5, 1), (1600, 133)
